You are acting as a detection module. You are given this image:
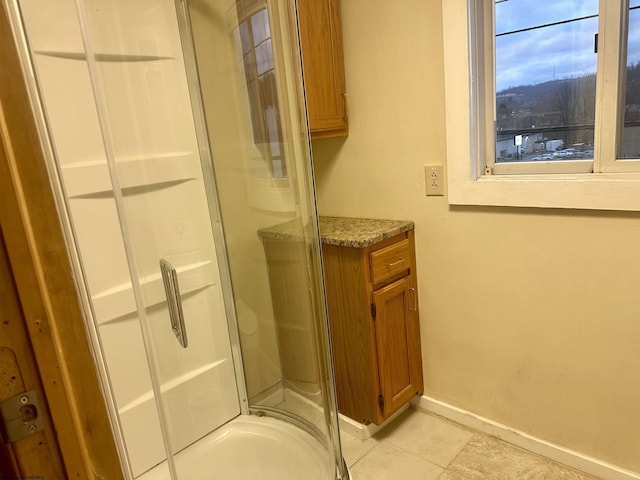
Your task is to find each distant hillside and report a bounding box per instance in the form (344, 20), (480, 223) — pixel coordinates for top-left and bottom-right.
(496, 75), (596, 131)
(496, 63), (640, 134)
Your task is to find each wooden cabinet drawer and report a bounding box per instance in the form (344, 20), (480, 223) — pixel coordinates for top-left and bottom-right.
(369, 239), (411, 286)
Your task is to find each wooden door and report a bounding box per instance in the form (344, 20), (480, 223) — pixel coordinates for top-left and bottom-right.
(0, 233), (66, 478)
(373, 276), (422, 419)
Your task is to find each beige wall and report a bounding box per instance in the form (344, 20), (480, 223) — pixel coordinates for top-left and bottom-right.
(311, 0), (640, 473)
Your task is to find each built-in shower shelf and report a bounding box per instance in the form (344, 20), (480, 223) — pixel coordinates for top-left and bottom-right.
(62, 152), (199, 198)
(34, 50), (174, 62)
(92, 260), (216, 325)
(118, 358), (228, 415)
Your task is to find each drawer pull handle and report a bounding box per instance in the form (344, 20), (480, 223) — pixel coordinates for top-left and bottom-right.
(409, 287), (417, 311)
(386, 257), (405, 268)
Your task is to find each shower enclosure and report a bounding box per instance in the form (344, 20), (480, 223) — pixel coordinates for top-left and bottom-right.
(5, 0), (347, 478)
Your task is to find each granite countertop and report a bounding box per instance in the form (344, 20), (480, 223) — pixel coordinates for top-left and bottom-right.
(319, 216), (414, 247)
(258, 216), (414, 248)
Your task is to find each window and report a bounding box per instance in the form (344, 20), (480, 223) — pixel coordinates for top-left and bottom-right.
(237, 1), (287, 180)
(442, 0), (640, 210)
(494, 1), (598, 167)
(622, 2), (640, 158)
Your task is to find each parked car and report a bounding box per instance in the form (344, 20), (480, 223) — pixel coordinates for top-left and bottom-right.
(553, 148), (576, 158)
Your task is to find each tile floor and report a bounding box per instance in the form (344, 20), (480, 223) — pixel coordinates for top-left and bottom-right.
(340, 408), (603, 480)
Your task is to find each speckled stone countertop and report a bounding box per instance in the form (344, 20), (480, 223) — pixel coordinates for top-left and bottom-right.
(258, 216), (414, 248)
(319, 216), (414, 247)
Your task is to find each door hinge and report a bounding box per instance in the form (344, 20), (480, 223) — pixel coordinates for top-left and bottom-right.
(378, 394), (384, 413)
(0, 390), (44, 443)
(371, 302), (377, 319)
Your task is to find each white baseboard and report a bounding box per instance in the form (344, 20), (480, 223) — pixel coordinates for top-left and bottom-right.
(338, 403), (410, 441)
(411, 395), (640, 480)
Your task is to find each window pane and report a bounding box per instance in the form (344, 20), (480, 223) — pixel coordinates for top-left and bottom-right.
(622, 1), (640, 159)
(495, 0), (598, 163)
(255, 39), (274, 75)
(236, 5), (287, 180)
(250, 8), (270, 45)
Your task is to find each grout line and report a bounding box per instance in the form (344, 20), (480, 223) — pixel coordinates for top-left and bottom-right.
(347, 441), (382, 469)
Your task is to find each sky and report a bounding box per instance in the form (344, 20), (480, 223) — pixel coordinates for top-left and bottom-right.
(495, 0), (640, 92)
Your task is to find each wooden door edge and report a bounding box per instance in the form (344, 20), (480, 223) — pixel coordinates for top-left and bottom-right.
(0, 234), (67, 478)
(0, 6), (124, 479)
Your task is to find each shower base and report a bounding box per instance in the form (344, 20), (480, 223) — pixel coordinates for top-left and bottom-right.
(138, 414), (336, 480)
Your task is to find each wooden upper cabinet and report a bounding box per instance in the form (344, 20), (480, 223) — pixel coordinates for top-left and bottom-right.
(297, 0), (348, 139)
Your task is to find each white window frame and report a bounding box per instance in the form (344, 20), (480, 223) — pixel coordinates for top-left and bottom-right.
(442, 0), (640, 211)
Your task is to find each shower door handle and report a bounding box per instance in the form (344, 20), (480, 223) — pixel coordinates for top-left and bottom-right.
(159, 259), (188, 348)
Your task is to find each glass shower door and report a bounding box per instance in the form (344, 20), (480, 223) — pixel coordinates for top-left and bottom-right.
(74, 1), (243, 476)
(16, 0), (242, 476)
(184, 2), (345, 477)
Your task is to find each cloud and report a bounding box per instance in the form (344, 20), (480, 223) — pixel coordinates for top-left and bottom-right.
(629, 9), (640, 66)
(496, 16), (597, 91)
(496, 0), (597, 35)
(493, 0), (640, 90)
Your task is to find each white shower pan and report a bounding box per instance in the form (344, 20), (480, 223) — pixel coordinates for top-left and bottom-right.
(140, 415), (334, 480)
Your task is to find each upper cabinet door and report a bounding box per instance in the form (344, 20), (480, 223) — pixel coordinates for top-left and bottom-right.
(297, 0), (348, 139)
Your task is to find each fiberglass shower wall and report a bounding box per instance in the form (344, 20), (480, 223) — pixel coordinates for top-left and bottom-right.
(18, 0), (242, 475)
(14, 0), (307, 476)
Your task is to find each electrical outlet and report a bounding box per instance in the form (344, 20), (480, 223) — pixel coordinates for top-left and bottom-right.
(425, 165), (444, 196)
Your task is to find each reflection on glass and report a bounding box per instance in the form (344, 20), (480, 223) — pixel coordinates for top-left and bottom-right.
(237, 2), (286, 178)
(622, 1), (640, 159)
(495, 0), (598, 163)
(188, 2), (343, 475)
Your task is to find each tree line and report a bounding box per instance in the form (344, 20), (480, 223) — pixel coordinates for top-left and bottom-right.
(497, 62), (640, 147)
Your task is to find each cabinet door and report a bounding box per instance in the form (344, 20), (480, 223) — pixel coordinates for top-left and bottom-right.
(373, 276), (422, 419)
(297, 0), (348, 138)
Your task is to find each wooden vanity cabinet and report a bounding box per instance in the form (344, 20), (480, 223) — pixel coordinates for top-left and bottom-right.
(322, 230), (423, 425)
(297, 0), (348, 139)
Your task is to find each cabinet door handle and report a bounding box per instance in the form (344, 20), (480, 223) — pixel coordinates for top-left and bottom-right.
(386, 257), (405, 268)
(342, 92), (348, 119)
(159, 258), (188, 348)
(409, 287), (417, 311)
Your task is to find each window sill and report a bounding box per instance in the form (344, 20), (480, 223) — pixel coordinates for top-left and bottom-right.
(448, 168), (640, 211)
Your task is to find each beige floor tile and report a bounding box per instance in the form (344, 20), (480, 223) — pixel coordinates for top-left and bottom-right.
(340, 433), (379, 468)
(440, 435), (549, 480)
(376, 409), (474, 468)
(350, 442), (443, 480)
(541, 462), (602, 480)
